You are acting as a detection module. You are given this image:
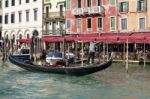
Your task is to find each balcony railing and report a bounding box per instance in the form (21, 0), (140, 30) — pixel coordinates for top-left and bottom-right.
(72, 6), (105, 16)
(43, 11), (65, 20)
(72, 8), (84, 15)
(43, 29), (66, 36)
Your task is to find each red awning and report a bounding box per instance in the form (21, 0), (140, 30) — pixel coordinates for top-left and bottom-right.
(79, 33), (100, 37)
(75, 37), (97, 42)
(18, 32), (150, 43)
(128, 33), (147, 43)
(96, 33), (119, 43)
(17, 38), (32, 43)
(97, 36), (118, 43)
(41, 36), (65, 42)
(65, 36), (76, 41)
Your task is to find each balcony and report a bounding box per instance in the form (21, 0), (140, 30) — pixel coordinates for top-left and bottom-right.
(43, 29), (66, 36)
(43, 11), (65, 20)
(72, 6), (105, 16)
(72, 8), (84, 15)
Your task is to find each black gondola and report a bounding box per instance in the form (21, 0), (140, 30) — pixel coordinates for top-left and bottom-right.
(9, 54), (113, 76)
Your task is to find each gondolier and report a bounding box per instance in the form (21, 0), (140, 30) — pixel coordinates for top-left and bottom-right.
(87, 40), (97, 64)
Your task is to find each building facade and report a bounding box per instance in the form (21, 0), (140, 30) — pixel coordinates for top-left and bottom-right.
(43, 0), (66, 36)
(118, 0), (149, 32)
(2, 0), (43, 44)
(0, 0), (2, 39)
(65, 0), (118, 35)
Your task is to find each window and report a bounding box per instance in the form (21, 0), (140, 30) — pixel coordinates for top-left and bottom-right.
(87, 18), (91, 29)
(110, 16), (116, 31)
(119, 2), (129, 12)
(59, 21), (64, 34)
(26, 10), (29, 22)
(0, 1), (1, 8)
(97, 0), (102, 6)
(0, 15), (2, 23)
(5, 14), (8, 24)
(18, 11), (22, 23)
(139, 18), (145, 29)
(66, 20), (71, 29)
(5, 0), (8, 7)
(11, 13), (15, 23)
(45, 22), (49, 34)
(98, 17), (102, 31)
(77, 18), (82, 32)
(87, 0), (91, 7)
(137, 0), (147, 12)
(26, 0), (29, 3)
(34, 9), (38, 21)
(11, 0), (15, 6)
(109, 0), (115, 6)
(121, 18), (127, 30)
(60, 5), (63, 16)
(66, 0), (71, 9)
(78, 0), (81, 8)
(46, 6), (49, 18)
(77, 19), (81, 28)
(19, 0), (21, 5)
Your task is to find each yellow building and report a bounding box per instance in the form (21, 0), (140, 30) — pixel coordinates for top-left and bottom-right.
(43, 0), (66, 36)
(43, 0), (66, 50)
(118, 0), (149, 32)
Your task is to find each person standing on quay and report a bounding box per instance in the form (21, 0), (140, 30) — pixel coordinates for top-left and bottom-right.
(87, 40), (97, 64)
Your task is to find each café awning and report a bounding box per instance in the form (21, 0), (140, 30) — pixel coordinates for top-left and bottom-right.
(17, 32), (150, 44)
(17, 38), (32, 43)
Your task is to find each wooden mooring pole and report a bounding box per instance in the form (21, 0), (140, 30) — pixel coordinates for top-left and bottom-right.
(144, 43), (146, 68)
(81, 41), (84, 67)
(126, 39), (129, 72)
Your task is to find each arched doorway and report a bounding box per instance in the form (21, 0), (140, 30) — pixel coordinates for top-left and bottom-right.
(31, 30), (41, 61)
(33, 30), (39, 37)
(27, 34), (30, 39)
(19, 34), (22, 39)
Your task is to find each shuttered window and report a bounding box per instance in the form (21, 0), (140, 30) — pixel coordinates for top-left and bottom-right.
(66, 0), (71, 9)
(137, 0), (147, 12)
(119, 2), (129, 12)
(98, 17), (102, 29)
(78, 0), (81, 8)
(110, 16), (116, 31)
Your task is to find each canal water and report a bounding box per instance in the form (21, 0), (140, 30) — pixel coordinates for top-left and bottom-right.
(0, 61), (150, 99)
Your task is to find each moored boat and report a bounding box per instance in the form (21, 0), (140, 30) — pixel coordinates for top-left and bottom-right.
(9, 54), (113, 76)
(46, 51), (75, 66)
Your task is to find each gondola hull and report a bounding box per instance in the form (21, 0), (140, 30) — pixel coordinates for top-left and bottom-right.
(9, 55), (112, 76)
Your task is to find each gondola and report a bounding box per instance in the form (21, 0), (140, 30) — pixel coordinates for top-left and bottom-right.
(9, 54), (113, 76)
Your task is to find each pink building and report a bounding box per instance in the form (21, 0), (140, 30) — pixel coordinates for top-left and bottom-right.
(65, 0), (118, 35)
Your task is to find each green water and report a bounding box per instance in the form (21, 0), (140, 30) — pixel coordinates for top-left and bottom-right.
(0, 61), (150, 99)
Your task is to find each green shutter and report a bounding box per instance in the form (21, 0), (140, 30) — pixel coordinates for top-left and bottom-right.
(144, 0), (147, 11)
(137, 0), (140, 12)
(118, 2), (121, 12)
(126, 2), (129, 12)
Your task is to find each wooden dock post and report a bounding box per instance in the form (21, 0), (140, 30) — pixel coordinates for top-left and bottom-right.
(103, 43), (105, 62)
(144, 43), (146, 68)
(81, 41), (84, 67)
(106, 42), (109, 61)
(126, 38), (129, 72)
